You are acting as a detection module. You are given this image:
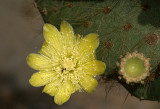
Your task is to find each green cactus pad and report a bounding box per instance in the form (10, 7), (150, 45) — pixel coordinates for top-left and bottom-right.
(35, 0), (160, 101)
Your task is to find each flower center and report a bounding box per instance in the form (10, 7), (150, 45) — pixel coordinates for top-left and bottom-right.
(61, 57), (76, 73)
(124, 57), (145, 78)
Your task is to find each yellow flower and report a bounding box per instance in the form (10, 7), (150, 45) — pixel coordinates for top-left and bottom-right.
(27, 21), (106, 105)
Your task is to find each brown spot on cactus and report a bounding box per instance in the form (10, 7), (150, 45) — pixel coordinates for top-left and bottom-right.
(42, 8), (47, 15)
(124, 23), (132, 31)
(84, 21), (90, 28)
(145, 33), (159, 45)
(68, 3), (74, 8)
(53, 7), (59, 12)
(103, 6), (111, 14)
(105, 41), (113, 49)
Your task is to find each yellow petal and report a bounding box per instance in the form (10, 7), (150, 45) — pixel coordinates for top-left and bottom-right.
(71, 84), (80, 94)
(43, 79), (60, 96)
(80, 60), (106, 76)
(43, 24), (63, 52)
(39, 41), (56, 57)
(79, 75), (98, 93)
(27, 53), (53, 70)
(54, 81), (72, 105)
(60, 21), (74, 47)
(77, 51), (96, 64)
(39, 42), (60, 64)
(78, 33), (99, 56)
(29, 71), (56, 87)
(74, 34), (81, 43)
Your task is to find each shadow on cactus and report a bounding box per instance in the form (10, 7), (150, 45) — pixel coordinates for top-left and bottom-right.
(34, 0), (160, 102)
(138, 0), (160, 27)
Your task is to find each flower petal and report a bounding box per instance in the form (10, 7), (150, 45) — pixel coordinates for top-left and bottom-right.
(78, 33), (99, 56)
(79, 75), (98, 93)
(77, 51), (96, 64)
(39, 41), (56, 57)
(39, 42), (60, 64)
(42, 79), (60, 96)
(54, 80), (72, 105)
(29, 71), (56, 87)
(27, 53), (53, 70)
(60, 21), (74, 47)
(71, 84), (80, 94)
(79, 60), (106, 76)
(43, 24), (63, 52)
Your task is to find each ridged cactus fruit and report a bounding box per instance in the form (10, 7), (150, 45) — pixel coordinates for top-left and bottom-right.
(117, 51), (151, 84)
(34, 0), (160, 101)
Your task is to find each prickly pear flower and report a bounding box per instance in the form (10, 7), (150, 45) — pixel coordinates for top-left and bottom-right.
(117, 51), (151, 84)
(27, 21), (106, 105)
